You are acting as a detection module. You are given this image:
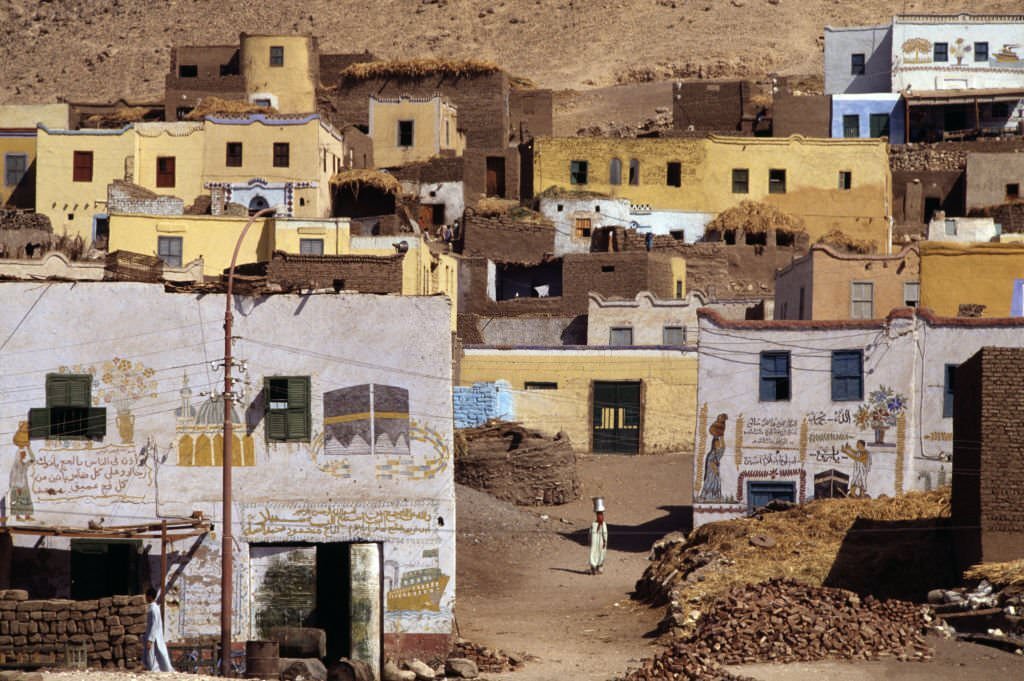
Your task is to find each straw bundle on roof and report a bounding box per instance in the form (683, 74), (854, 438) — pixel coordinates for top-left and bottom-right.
(339, 58), (501, 81)
(183, 97), (276, 120)
(706, 200), (806, 235)
(816, 228), (878, 254)
(535, 185), (611, 201)
(329, 169), (401, 194)
(83, 107), (150, 128)
(964, 559), (1024, 587)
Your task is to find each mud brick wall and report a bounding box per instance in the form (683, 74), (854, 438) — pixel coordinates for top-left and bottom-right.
(953, 347), (1024, 570)
(0, 590), (146, 669)
(268, 252), (403, 294)
(392, 156), (465, 184)
(509, 89), (554, 142)
(772, 93), (830, 138)
(461, 210), (555, 263)
(673, 81), (747, 132)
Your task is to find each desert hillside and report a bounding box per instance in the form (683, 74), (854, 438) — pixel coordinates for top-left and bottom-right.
(0, 0), (1019, 105)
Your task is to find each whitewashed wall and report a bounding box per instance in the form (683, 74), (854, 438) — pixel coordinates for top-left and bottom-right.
(0, 283), (454, 647)
(892, 18), (1024, 91)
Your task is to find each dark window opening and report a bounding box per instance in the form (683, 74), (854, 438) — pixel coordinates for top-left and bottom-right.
(601, 265), (615, 272)
(869, 113), (890, 138)
(831, 350), (864, 402)
(943, 364), (956, 418)
(176, 106), (194, 120)
(769, 169), (786, 194)
(398, 120), (414, 147)
(723, 229), (737, 245)
(776, 230), (795, 247)
(525, 382), (558, 390)
(934, 42), (948, 62)
(732, 168), (749, 194)
(156, 156), (175, 188)
(628, 159), (640, 185)
(745, 231), (767, 245)
(662, 326), (685, 346)
(609, 327), (633, 346)
(178, 64), (198, 78)
(73, 150), (93, 182)
(609, 158), (622, 185)
(265, 376), (311, 441)
(273, 142), (290, 168)
(851, 53), (866, 75)
(28, 374), (106, 440)
(269, 46), (284, 67)
(4, 153), (27, 187)
(975, 42), (989, 62)
(71, 540), (141, 600)
(1008, 183), (1021, 201)
(992, 102), (1011, 119)
(299, 239), (324, 255)
(759, 351), (790, 401)
(226, 142), (243, 167)
(666, 161), (682, 187)
(843, 114), (860, 138)
(838, 170), (852, 190)
(158, 236), (183, 268)
(570, 160), (588, 185)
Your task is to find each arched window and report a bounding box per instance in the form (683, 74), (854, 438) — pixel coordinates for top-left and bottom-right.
(629, 159), (640, 185)
(609, 158), (622, 185)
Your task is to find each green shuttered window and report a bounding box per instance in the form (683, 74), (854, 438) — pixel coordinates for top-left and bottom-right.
(29, 374), (106, 439)
(266, 376), (311, 441)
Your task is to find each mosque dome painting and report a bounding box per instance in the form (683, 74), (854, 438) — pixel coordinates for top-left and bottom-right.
(175, 374), (255, 467)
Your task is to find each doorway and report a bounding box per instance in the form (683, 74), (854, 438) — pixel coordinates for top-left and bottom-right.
(591, 381), (641, 454)
(923, 196), (941, 223)
(70, 539), (142, 599)
(485, 156), (505, 197)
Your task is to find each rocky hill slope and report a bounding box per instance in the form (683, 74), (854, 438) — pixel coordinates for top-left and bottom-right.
(1, 0), (1019, 105)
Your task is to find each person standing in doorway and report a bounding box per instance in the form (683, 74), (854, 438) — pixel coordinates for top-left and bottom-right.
(589, 510), (608, 575)
(144, 587), (173, 672)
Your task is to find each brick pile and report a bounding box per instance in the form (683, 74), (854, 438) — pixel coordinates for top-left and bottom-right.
(619, 579), (933, 681)
(0, 589), (146, 669)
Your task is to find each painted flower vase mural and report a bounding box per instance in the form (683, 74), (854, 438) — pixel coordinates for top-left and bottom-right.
(854, 386), (907, 447)
(96, 358), (158, 444)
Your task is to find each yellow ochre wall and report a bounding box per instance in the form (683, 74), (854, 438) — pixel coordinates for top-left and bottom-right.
(0, 103), (70, 129)
(0, 134), (36, 207)
(920, 242), (1024, 318)
(533, 135), (892, 248)
(35, 127), (135, 241)
(274, 218), (350, 257)
(133, 123), (206, 203)
(459, 349), (698, 454)
(240, 34), (317, 114)
(369, 96), (465, 168)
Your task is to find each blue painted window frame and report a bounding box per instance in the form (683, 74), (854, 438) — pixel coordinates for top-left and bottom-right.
(831, 350), (863, 402)
(759, 351), (791, 402)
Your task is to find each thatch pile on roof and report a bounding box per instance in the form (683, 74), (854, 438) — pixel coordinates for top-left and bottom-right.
(816, 228), (878, 254)
(339, 58), (502, 81)
(535, 186), (612, 201)
(82, 107), (150, 128)
(706, 200), (806, 235)
(184, 97), (277, 120)
(964, 559), (1024, 587)
(329, 169), (402, 195)
(473, 198), (549, 224)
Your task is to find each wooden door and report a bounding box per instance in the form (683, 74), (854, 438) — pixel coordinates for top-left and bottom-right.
(592, 381), (641, 454)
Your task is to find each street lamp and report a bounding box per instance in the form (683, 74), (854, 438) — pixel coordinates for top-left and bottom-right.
(221, 205), (279, 676)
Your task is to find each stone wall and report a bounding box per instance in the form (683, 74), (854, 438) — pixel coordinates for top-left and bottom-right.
(453, 380), (514, 428)
(267, 252), (404, 293)
(0, 589), (145, 669)
(107, 181), (185, 216)
(953, 347), (1024, 570)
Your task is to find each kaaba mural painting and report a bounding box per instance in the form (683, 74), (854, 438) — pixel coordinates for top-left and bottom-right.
(323, 384), (410, 456)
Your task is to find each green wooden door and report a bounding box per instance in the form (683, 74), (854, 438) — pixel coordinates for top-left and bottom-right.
(592, 381), (641, 454)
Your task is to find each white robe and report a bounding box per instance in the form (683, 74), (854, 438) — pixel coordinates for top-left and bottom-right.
(144, 601), (173, 672)
(589, 521), (608, 570)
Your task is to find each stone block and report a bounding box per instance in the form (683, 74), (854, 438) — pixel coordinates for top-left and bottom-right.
(98, 598), (113, 608)
(4, 591), (28, 602)
(108, 626), (124, 637)
(126, 623), (146, 635)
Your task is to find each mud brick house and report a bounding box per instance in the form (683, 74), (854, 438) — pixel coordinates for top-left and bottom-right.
(165, 34), (320, 120)
(368, 95), (465, 169)
(952, 346), (1024, 569)
(966, 151), (1024, 210)
(774, 244), (921, 320)
(326, 60), (553, 201)
(533, 135), (893, 250)
(0, 282), (455, 668)
(673, 80), (770, 134)
(692, 307), (1024, 527)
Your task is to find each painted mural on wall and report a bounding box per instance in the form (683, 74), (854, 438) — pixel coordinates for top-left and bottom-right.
(694, 386), (910, 508)
(324, 384), (410, 457)
(902, 38), (933, 64)
(174, 374), (255, 467)
(385, 547), (449, 613)
(9, 421), (35, 520)
(992, 44), (1023, 67)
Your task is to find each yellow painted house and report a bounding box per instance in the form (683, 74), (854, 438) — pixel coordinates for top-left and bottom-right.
(459, 347), (698, 454)
(368, 95), (466, 168)
(1, 129), (37, 209)
(533, 135), (892, 248)
(920, 241), (1024, 318)
(35, 114), (349, 244)
(239, 34), (318, 114)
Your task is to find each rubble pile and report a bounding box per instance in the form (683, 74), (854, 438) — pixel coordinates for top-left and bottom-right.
(455, 421), (580, 506)
(635, 489), (952, 637)
(0, 209), (52, 232)
(619, 580), (933, 681)
(447, 639), (528, 674)
(575, 109), (673, 138)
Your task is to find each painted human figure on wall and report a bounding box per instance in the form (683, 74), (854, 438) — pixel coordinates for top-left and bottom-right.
(841, 439), (871, 497)
(698, 414), (728, 501)
(9, 421), (35, 520)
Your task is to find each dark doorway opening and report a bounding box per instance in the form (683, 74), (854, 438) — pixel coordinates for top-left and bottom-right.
(924, 196), (941, 223)
(485, 156), (505, 197)
(592, 380), (642, 454)
(70, 539), (142, 600)
(317, 543), (351, 663)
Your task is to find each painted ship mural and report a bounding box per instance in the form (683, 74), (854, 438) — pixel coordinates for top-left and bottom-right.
(385, 549), (449, 612)
(323, 384), (410, 456)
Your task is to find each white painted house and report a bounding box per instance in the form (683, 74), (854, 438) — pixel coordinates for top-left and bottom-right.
(0, 283), (454, 667)
(693, 307), (1024, 527)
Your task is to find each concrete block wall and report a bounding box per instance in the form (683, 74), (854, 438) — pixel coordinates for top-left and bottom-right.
(0, 590), (146, 669)
(454, 380), (514, 428)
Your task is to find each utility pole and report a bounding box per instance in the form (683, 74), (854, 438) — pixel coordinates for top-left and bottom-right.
(221, 206), (278, 676)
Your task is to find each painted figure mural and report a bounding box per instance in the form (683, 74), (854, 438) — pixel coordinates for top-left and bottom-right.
(840, 439), (872, 497)
(698, 413), (728, 501)
(8, 421), (35, 520)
